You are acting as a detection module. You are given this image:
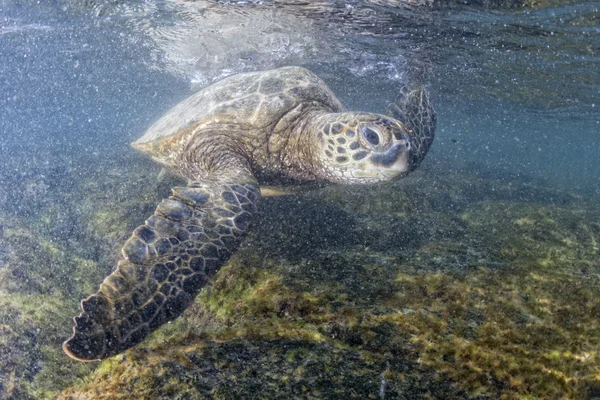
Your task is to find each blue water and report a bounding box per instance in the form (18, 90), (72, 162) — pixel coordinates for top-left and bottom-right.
(1, 3), (182, 155)
(0, 0), (599, 398)
(2, 1), (598, 190)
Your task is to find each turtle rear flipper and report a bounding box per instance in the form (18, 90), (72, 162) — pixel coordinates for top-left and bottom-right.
(63, 171), (259, 361)
(386, 85), (436, 171)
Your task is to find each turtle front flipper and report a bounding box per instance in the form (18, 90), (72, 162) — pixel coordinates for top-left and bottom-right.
(63, 174), (260, 361)
(386, 85), (436, 171)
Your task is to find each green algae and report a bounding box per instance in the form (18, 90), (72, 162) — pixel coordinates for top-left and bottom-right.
(0, 156), (178, 399)
(60, 340), (470, 400)
(0, 216), (105, 299)
(386, 201), (600, 398)
(2, 151), (600, 399)
(59, 178), (600, 399)
(0, 214), (101, 399)
(0, 292), (95, 399)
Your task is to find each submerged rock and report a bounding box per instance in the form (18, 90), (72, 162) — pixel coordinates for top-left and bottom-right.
(55, 161), (600, 399)
(0, 215), (98, 399)
(0, 151), (180, 399)
(1, 147), (599, 399)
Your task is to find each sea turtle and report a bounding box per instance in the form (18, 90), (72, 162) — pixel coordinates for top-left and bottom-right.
(63, 66), (436, 361)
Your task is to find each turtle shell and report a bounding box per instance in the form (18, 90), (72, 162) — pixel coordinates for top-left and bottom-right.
(132, 67), (343, 168)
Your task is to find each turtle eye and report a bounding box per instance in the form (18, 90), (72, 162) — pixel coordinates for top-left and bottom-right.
(361, 127), (381, 148)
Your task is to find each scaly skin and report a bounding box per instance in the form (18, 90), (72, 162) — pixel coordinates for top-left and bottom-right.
(386, 86), (436, 171)
(63, 162), (259, 361)
(64, 67), (435, 361)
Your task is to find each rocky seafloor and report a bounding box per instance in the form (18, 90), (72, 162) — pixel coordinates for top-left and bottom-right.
(0, 148), (599, 399)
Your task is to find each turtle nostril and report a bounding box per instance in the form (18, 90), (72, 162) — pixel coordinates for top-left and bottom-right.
(394, 132), (411, 149)
(393, 130), (407, 141)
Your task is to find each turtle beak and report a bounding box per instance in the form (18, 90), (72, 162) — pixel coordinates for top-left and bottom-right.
(348, 132), (411, 182)
(370, 133), (411, 168)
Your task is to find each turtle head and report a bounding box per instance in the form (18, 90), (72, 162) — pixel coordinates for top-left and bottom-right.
(313, 112), (412, 183)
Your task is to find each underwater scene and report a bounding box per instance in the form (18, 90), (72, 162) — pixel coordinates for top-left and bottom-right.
(1, 0), (599, 398)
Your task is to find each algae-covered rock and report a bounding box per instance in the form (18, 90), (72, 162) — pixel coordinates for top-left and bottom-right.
(461, 201), (600, 270)
(0, 215), (99, 399)
(57, 166), (600, 399)
(0, 293), (94, 400)
(57, 255), (474, 400)
(59, 339), (475, 400)
(0, 215), (103, 297)
(0, 150), (182, 399)
(2, 144), (598, 399)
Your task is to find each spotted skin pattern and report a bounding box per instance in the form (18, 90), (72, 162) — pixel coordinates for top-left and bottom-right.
(320, 116), (404, 165)
(313, 112), (416, 183)
(321, 120), (361, 162)
(63, 177), (259, 361)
